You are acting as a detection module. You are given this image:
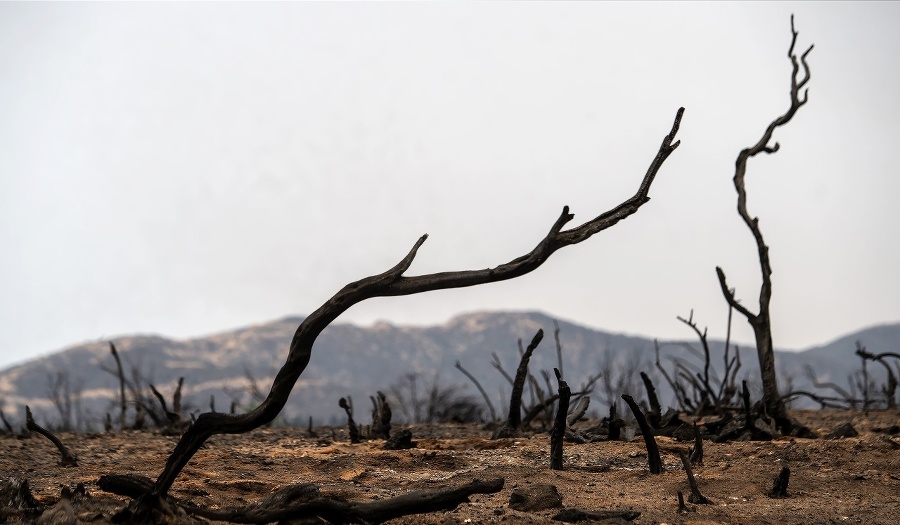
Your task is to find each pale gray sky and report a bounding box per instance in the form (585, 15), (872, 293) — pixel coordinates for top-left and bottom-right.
(2, 2), (898, 370)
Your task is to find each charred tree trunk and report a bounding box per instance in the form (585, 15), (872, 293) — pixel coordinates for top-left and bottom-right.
(115, 107), (683, 515)
(550, 368), (571, 470)
(715, 17), (814, 437)
(494, 330), (544, 438)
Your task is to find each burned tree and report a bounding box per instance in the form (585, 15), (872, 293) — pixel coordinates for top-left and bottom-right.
(714, 16), (814, 435)
(107, 107), (683, 519)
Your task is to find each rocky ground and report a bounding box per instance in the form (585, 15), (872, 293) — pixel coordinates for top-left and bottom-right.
(1, 410), (898, 524)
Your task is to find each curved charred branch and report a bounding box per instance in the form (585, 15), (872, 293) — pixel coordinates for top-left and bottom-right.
(639, 372), (661, 427)
(493, 330), (544, 438)
(490, 352), (515, 386)
(127, 107), (684, 503)
(622, 394), (662, 474)
(715, 16), (813, 433)
(24, 406), (77, 467)
(550, 368), (571, 470)
(567, 396), (590, 426)
(150, 383), (180, 424)
(455, 361), (498, 421)
(802, 364), (854, 403)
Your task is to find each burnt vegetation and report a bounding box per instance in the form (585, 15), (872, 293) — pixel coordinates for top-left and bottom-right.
(6, 16), (898, 525)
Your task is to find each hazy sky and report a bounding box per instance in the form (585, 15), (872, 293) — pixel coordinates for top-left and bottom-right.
(2, 2), (898, 371)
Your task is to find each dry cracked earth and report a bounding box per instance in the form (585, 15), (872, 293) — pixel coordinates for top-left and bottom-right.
(2, 410), (898, 524)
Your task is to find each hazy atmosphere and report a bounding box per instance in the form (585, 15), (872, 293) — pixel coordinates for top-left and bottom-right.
(1, 2), (898, 371)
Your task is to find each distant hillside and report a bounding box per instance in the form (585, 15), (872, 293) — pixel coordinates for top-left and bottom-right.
(0, 312), (897, 430)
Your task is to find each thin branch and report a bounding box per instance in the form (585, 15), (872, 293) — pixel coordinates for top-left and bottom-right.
(25, 406), (77, 467)
(455, 360), (498, 421)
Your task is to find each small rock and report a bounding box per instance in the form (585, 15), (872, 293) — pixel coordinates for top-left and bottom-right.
(826, 423), (858, 439)
(384, 429), (416, 450)
(509, 484), (563, 512)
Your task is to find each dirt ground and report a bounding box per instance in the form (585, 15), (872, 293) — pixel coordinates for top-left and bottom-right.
(2, 410), (898, 524)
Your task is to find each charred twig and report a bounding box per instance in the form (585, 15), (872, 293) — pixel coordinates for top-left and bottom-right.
(780, 390), (860, 410)
(639, 371), (662, 428)
(554, 320), (564, 381)
(676, 490), (697, 514)
(494, 330), (544, 438)
(769, 465), (790, 498)
(622, 394), (662, 474)
(567, 396), (590, 426)
(678, 450), (711, 504)
(149, 383), (180, 423)
(25, 406), (77, 467)
(521, 388), (592, 428)
(689, 423), (703, 465)
(655, 340), (692, 411)
(490, 352), (515, 387)
(677, 311), (718, 407)
(550, 368), (571, 470)
(455, 360), (498, 421)
(0, 409), (14, 434)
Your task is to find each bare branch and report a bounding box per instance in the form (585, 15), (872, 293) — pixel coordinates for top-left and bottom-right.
(125, 107), (684, 505)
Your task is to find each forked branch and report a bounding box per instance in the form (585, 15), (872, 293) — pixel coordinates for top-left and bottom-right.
(129, 107), (684, 509)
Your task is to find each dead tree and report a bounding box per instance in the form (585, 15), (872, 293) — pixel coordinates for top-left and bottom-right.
(715, 16), (814, 435)
(112, 107), (683, 518)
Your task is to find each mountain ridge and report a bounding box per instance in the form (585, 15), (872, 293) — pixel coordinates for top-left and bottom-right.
(1, 311), (897, 429)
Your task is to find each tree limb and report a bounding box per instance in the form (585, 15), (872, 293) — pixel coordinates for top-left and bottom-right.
(125, 107), (684, 507)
